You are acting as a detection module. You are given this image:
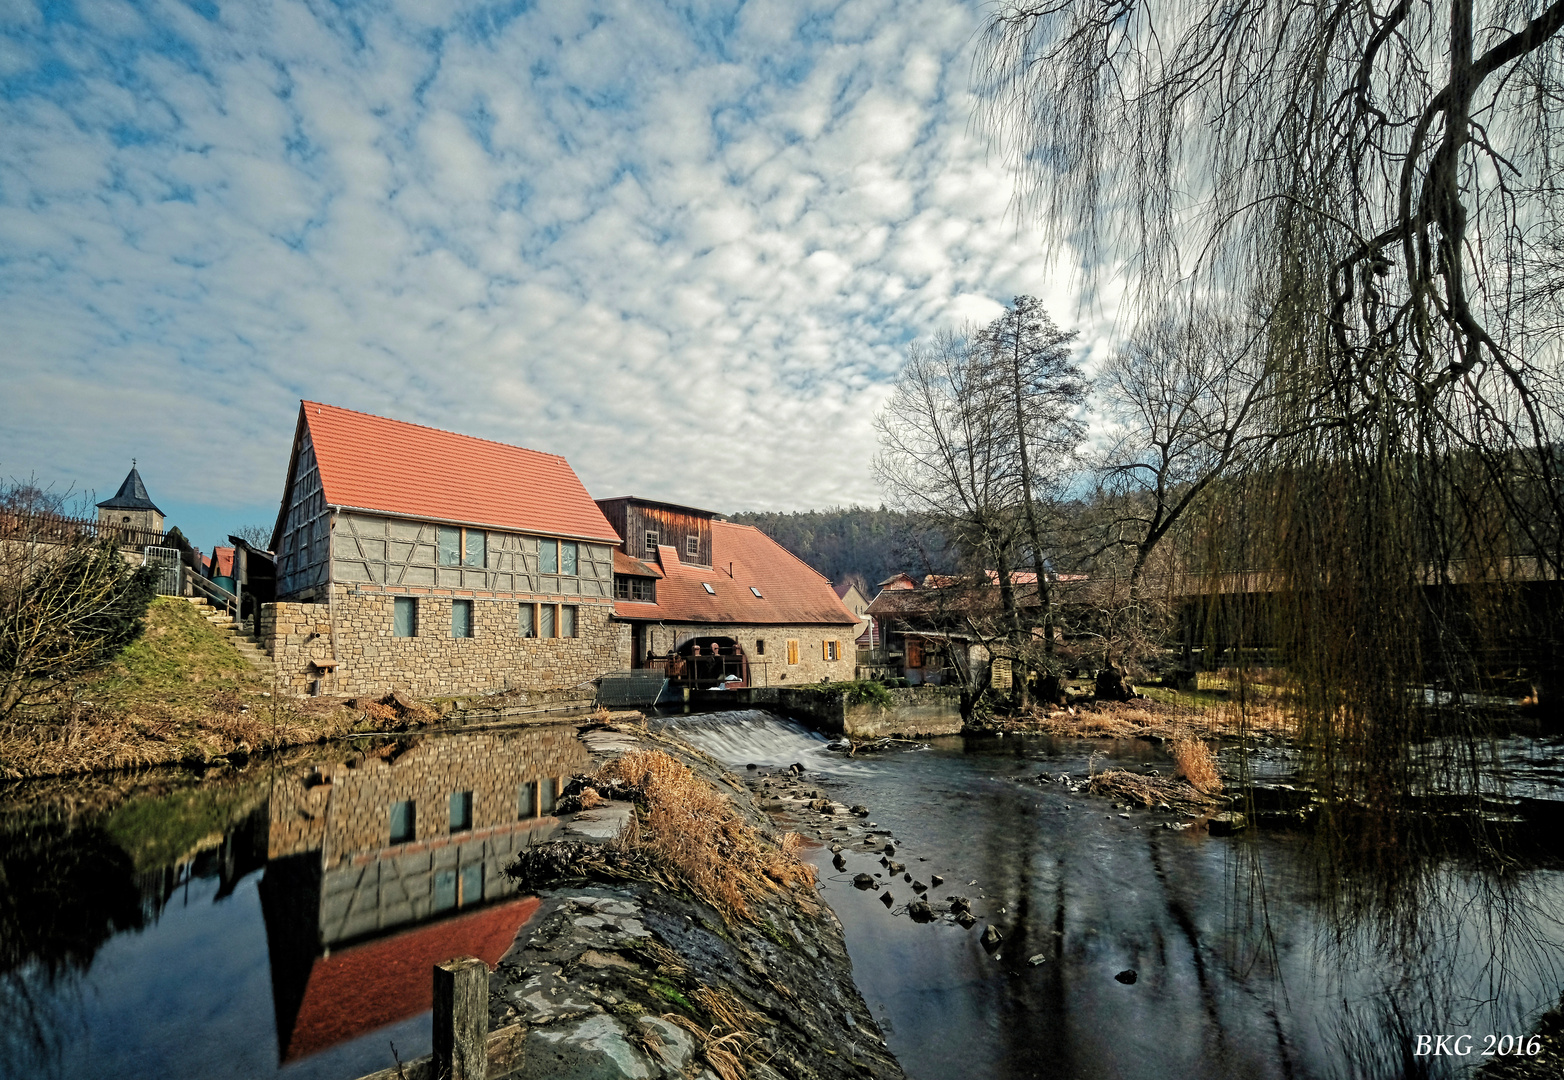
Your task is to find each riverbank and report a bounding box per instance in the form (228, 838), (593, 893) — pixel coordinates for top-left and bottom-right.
(0, 598), (584, 780)
(405, 716), (907, 1080)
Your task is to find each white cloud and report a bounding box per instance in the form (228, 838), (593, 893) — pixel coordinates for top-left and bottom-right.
(0, 0), (1112, 545)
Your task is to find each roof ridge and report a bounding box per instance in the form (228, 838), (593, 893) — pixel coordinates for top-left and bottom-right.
(301, 400), (569, 463)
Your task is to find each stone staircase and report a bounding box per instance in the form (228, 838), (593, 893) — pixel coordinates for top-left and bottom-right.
(183, 596), (272, 672)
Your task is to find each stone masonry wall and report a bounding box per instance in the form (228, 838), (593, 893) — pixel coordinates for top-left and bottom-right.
(638, 622), (855, 685)
(260, 585), (630, 697)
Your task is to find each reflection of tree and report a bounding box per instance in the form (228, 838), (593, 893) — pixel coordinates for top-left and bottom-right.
(0, 819), (144, 1076)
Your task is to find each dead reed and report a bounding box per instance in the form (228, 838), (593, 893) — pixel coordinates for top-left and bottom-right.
(1171, 736), (1223, 794)
(592, 749), (816, 922)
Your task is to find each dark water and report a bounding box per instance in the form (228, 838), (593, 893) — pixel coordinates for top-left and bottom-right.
(664, 713), (1564, 1080)
(0, 724), (586, 1080)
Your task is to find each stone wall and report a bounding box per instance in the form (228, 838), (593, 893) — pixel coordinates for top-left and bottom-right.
(267, 727), (590, 944)
(637, 622), (855, 685)
(260, 586), (630, 697)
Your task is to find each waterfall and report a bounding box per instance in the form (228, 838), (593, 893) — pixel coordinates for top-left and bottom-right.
(653, 710), (871, 777)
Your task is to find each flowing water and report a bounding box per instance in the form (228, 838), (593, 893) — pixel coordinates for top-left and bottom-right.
(662, 712), (1564, 1080)
(4, 713), (1562, 1080)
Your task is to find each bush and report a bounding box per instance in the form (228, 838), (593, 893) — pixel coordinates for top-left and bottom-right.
(1, 538), (158, 719)
(808, 680), (895, 709)
(1171, 737), (1223, 794)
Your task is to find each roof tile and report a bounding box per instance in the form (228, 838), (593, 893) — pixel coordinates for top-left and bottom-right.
(300, 402), (620, 543)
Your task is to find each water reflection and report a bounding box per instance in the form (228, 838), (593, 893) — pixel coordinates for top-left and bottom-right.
(0, 724), (588, 1080)
(671, 715), (1564, 1080)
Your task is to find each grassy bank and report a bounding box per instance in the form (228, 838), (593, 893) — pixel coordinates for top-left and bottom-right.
(0, 598), (424, 779)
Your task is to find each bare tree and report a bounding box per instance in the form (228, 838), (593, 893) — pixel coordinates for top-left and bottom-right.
(975, 296), (1088, 656)
(0, 481), (158, 720)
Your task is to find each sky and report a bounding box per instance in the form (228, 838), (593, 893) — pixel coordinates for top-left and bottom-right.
(0, 0), (1105, 553)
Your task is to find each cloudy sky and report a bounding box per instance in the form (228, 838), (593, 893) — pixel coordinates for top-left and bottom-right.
(1, 0), (1102, 551)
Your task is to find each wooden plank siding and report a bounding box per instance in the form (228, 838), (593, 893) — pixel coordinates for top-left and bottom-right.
(596, 497), (712, 567)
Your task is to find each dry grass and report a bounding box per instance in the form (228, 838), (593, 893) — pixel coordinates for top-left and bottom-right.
(1087, 769), (1218, 812)
(1171, 736), (1223, 794)
(593, 749), (816, 922)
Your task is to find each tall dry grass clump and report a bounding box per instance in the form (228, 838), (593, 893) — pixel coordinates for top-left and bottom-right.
(1171, 737), (1222, 794)
(593, 749), (814, 922)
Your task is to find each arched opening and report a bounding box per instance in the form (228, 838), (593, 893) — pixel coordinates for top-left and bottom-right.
(666, 636), (749, 689)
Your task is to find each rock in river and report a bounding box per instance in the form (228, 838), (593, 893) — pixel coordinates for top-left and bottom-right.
(853, 873), (876, 889)
(1207, 811), (1248, 836)
(908, 901), (935, 923)
(981, 925), (1004, 950)
(1115, 969), (1138, 984)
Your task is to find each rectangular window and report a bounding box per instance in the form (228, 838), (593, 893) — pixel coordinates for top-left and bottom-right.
(644, 530), (658, 556)
(451, 599), (473, 638)
(787, 639), (799, 665)
(459, 862), (482, 905)
(614, 577), (654, 601)
(389, 799), (416, 844)
(540, 604), (556, 639)
(464, 529), (486, 568)
(539, 539), (558, 574)
(450, 790), (473, 833)
(560, 541), (577, 576)
(393, 597), (417, 637)
(825, 640), (839, 661)
(685, 535), (699, 557)
(519, 603), (535, 637)
(539, 777), (557, 816)
(756, 639), (766, 656)
(518, 781), (537, 819)
(434, 868), (457, 912)
(438, 525), (461, 566)
(561, 605), (578, 638)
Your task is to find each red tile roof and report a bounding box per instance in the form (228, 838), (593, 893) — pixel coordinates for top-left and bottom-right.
(211, 546), (234, 577)
(614, 550), (663, 578)
(297, 402), (620, 543)
(614, 520), (858, 626)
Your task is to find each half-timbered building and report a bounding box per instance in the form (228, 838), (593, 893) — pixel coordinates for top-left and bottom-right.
(261, 402), (627, 698)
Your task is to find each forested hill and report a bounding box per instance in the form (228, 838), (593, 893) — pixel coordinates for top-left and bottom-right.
(722, 506), (944, 590)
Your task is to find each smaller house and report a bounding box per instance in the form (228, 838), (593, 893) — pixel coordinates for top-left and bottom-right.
(207, 546), (237, 594)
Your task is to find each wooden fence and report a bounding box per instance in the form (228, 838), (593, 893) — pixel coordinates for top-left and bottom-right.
(0, 509), (172, 551)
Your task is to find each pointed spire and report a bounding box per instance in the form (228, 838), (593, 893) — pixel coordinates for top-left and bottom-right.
(96, 462), (164, 513)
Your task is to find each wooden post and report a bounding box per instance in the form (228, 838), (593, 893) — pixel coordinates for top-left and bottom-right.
(433, 957), (488, 1080)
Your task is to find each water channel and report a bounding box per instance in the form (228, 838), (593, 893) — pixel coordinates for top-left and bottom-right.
(2, 712), (1562, 1080)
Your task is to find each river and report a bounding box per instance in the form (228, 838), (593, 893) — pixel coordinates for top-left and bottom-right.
(2, 713), (1561, 1080)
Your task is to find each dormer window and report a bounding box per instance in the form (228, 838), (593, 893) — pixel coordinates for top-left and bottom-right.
(702, 582), (716, 595)
(644, 530), (658, 555)
(750, 586), (763, 598)
(685, 535), (699, 557)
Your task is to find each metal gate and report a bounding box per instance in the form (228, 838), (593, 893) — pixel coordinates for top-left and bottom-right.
(144, 546), (183, 596)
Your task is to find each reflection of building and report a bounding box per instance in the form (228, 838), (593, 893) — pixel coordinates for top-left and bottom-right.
(259, 728), (587, 1062)
(598, 495), (860, 687)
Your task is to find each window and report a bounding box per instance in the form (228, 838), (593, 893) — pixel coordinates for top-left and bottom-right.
(519, 603), (535, 637)
(615, 576), (655, 601)
(459, 862), (482, 905)
(438, 525), (461, 566)
(434, 869), (457, 912)
(685, 535), (699, 557)
(540, 539), (557, 574)
(644, 530), (658, 555)
(389, 800), (416, 844)
(464, 529), (486, 568)
(540, 604), (556, 638)
(702, 582), (716, 595)
(750, 586), (763, 598)
(825, 640), (839, 661)
(451, 599), (473, 638)
(561, 605), (578, 638)
(538, 777), (558, 816)
(560, 541), (577, 576)
(393, 597), (417, 637)
(450, 790), (473, 832)
(787, 639), (799, 665)
(518, 781), (537, 818)
(756, 639), (766, 656)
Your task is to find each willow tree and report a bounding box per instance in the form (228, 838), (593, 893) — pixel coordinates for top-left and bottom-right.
(977, 0), (1564, 811)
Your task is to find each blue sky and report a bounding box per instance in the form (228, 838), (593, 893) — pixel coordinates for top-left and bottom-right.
(0, 0), (1101, 553)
